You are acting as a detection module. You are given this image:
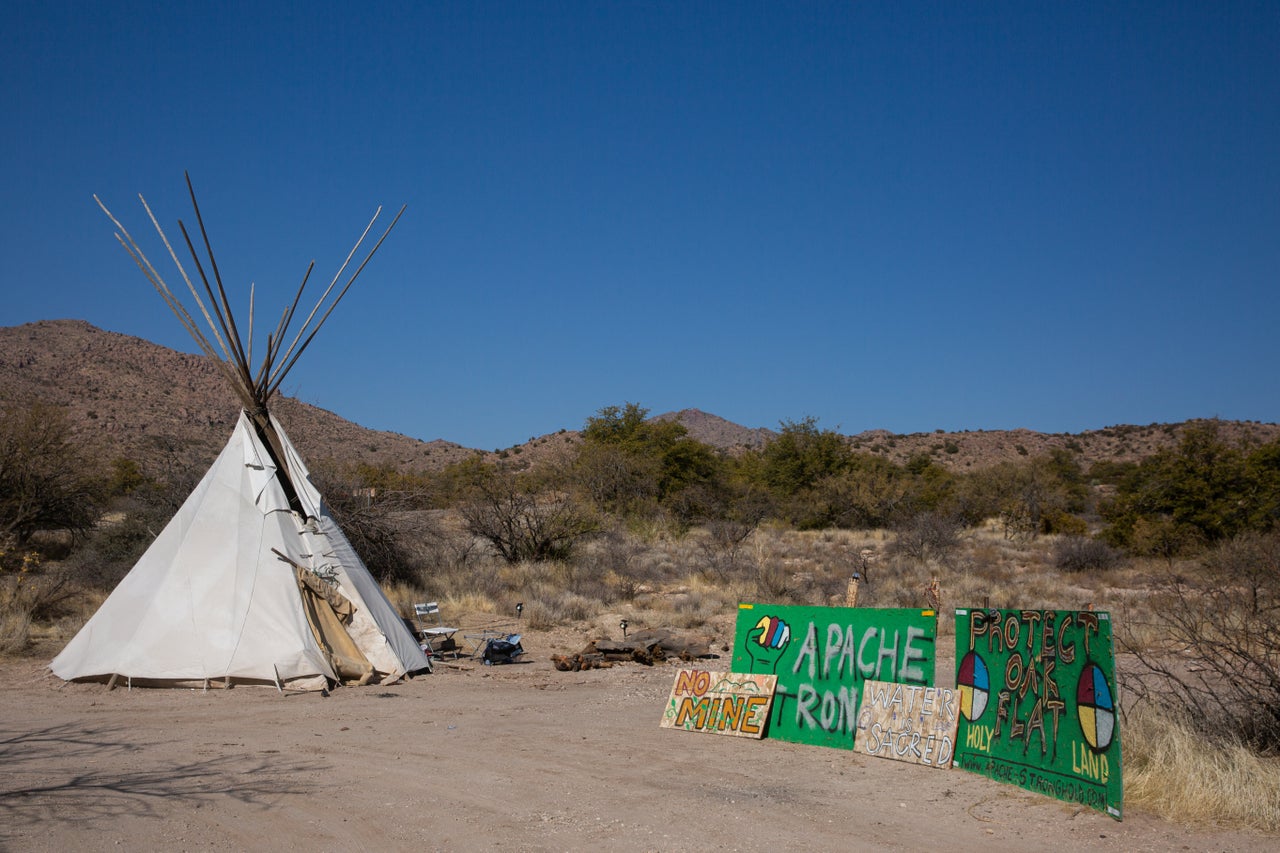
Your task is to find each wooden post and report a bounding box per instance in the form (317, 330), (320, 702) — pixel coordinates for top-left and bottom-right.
(844, 574), (861, 608)
(924, 577), (941, 613)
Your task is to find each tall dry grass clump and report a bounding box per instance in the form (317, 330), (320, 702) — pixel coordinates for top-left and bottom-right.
(1124, 702), (1280, 832)
(0, 599), (32, 654)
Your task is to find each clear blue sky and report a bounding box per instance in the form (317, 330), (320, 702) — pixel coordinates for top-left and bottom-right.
(4, 2), (1278, 450)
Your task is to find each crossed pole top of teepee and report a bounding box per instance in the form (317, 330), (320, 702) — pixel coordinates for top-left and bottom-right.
(95, 173), (405, 417)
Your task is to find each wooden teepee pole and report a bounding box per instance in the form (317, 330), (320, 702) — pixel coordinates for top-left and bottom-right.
(96, 176), (405, 467)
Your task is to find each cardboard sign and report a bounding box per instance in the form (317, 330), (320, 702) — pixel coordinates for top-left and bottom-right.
(952, 608), (1123, 820)
(660, 669), (777, 738)
(855, 680), (958, 767)
(732, 604), (937, 750)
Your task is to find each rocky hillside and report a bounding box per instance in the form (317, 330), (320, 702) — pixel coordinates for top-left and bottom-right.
(652, 408), (776, 451)
(654, 409), (1279, 471)
(3, 320), (1278, 477)
(0, 320), (477, 473)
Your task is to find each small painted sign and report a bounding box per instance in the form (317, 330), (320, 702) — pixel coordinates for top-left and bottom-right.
(952, 608), (1123, 820)
(855, 679), (958, 767)
(660, 669), (777, 738)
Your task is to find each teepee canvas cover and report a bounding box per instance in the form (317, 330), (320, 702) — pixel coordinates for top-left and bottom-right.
(50, 176), (426, 689)
(50, 412), (429, 688)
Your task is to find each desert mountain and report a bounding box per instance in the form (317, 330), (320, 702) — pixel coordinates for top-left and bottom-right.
(652, 408), (776, 450)
(3, 320), (1278, 476)
(0, 320), (476, 474)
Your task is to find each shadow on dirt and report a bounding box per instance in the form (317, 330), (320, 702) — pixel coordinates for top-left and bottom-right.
(0, 722), (324, 829)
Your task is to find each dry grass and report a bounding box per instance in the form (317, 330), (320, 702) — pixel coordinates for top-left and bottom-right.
(0, 608), (31, 654)
(0, 571), (78, 653)
(382, 523), (1157, 645)
(1124, 702), (1280, 832)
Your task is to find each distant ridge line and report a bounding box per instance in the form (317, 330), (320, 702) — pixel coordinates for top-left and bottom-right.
(3, 320), (1278, 474)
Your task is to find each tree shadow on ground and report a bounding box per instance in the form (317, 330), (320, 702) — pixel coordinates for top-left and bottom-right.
(0, 722), (325, 829)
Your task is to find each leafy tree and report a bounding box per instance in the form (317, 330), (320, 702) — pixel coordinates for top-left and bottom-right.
(576, 402), (726, 519)
(582, 402), (652, 447)
(1102, 421), (1270, 554)
(961, 452), (1086, 541)
(759, 416), (853, 497)
(573, 439), (659, 515)
(799, 453), (912, 530)
(903, 455), (962, 519)
(1242, 439), (1280, 532)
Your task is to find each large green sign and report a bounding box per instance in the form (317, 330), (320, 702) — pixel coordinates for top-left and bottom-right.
(953, 608), (1123, 820)
(732, 603), (937, 750)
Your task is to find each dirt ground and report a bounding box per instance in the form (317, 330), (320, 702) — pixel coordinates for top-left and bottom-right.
(2, 624), (1273, 853)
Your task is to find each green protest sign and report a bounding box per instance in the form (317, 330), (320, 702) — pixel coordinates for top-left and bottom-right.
(732, 603), (937, 750)
(953, 608), (1123, 820)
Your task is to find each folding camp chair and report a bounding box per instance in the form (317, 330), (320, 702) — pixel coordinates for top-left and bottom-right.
(412, 602), (462, 658)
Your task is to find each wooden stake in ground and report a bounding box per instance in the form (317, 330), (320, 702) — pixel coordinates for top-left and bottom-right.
(845, 573), (862, 607)
(925, 577), (941, 612)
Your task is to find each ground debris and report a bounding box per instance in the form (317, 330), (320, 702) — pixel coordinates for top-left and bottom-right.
(554, 628), (720, 670)
(550, 653), (613, 672)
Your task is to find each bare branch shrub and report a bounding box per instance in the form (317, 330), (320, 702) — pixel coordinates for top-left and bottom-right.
(0, 568), (76, 651)
(1121, 531), (1280, 751)
(752, 561), (792, 601)
(414, 517), (481, 576)
(1052, 536), (1124, 573)
(0, 403), (102, 549)
(460, 467), (599, 564)
(886, 512), (962, 568)
(578, 526), (656, 600)
(693, 515), (761, 581)
(315, 486), (432, 587)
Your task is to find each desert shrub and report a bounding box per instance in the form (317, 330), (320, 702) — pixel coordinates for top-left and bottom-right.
(751, 561), (792, 601)
(0, 567), (78, 652)
(694, 518), (759, 582)
(415, 523), (482, 582)
(309, 465), (442, 586)
(0, 402), (104, 548)
(886, 512), (962, 567)
(578, 526), (656, 600)
(1121, 532), (1280, 750)
(958, 451), (1088, 541)
(1039, 509), (1089, 537)
(522, 588), (601, 629)
(459, 465), (599, 564)
(1103, 421), (1280, 555)
(1053, 536), (1124, 573)
(0, 605), (31, 654)
(666, 584), (736, 629)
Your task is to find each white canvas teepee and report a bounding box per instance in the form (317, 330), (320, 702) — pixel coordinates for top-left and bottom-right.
(50, 176), (427, 689)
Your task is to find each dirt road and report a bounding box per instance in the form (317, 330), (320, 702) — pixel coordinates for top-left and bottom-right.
(0, 640), (1267, 852)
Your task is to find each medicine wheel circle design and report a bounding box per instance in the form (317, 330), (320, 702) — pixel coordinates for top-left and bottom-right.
(1076, 662), (1116, 752)
(957, 651), (990, 721)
